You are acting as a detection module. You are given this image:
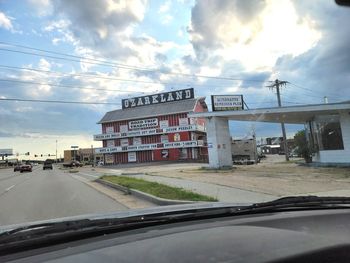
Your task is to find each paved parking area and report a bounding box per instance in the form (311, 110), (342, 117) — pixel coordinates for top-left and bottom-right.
(92, 155), (350, 198)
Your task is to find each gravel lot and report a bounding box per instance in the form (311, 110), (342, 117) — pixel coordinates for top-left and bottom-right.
(99, 155), (350, 196)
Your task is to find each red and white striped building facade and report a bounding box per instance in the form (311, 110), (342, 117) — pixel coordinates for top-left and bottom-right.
(94, 89), (208, 164)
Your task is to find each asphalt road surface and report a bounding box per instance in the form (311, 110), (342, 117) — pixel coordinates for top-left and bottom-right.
(0, 165), (127, 226)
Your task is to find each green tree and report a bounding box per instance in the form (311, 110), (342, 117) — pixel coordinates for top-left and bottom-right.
(294, 130), (312, 163)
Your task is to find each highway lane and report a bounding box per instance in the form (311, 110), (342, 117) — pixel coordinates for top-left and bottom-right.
(0, 165), (128, 226)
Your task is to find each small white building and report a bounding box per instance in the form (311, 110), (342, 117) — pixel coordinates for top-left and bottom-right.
(190, 101), (350, 168)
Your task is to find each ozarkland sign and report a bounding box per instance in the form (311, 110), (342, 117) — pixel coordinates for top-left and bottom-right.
(122, 88), (194, 109)
(95, 140), (202, 154)
(211, 95), (244, 111)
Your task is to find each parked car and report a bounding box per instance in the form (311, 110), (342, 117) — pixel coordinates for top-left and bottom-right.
(13, 163), (21, 172)
(20, 164), (32, 173)
(43, 160), (53, 170)
(62, 161), (83, 168)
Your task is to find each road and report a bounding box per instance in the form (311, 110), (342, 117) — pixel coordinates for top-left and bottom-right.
(0, 165), (128, 226)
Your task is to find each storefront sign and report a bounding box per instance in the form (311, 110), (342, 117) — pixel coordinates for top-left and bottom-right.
(106, 140), (115, 147)
(122, 88), (194, 109)
(120, 125), (128, 133)
(105, 154), (114, 164)
(106, 126), (114, 133)
(161, 135), (169, 143)
(128, 152), (137, 162)
(129, 118), (158, 130)
(211, 95), (244, 111)
(159, 120), (169, 129)
(133, 137), (142, 145)
(179, 118), (189, 126)
(121, 138), (129, 146)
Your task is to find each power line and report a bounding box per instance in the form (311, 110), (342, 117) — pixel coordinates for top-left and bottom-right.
(0, 97), (121, 105)
(0, 65), (267, 89)
(0, 41), (150, 71)
(289, 82), (340, 99)
(0, 78), (147, 94)
(0, 64), (167, 86)
(0, 45), (268, 82)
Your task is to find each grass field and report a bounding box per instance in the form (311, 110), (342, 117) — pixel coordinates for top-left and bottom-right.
(101, 175), (217, 202)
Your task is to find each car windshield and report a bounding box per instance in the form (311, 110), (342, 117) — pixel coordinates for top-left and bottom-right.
(0, 0), (349, 227)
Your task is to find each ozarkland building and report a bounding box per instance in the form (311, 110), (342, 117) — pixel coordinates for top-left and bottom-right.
(93, 88), (208, 164)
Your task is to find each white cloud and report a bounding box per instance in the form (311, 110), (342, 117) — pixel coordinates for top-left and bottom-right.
(27, 0), (53, 16)
(159, 1), (171, 13)
(161, 14), (173, 25)
(38, 58), (51, 71)
(188, 0), (321, 71)
(0, 12), (13, 31)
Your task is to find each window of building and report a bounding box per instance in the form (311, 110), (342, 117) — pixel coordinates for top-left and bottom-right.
(313, 115), (344, 151)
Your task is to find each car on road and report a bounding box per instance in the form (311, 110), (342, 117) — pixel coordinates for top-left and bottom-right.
(43, 160), (53, 170)
(13, 163), (21, 172)
(20, 163), (32, 173)
(63, 161), (83, 168)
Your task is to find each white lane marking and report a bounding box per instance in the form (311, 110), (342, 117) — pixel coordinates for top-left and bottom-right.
(5, 185), (15, 192)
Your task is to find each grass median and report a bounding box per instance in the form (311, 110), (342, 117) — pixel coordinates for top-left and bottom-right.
(101, 175), (217, 202)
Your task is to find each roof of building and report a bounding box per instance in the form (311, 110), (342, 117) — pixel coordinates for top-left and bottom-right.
(189, 101), (350, 124)
(98, 97), (207, 124)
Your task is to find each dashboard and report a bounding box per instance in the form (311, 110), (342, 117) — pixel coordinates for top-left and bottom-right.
(2, 208), (350, 262)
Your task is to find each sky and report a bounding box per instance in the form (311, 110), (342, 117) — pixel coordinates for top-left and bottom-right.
(0, 0), (349, 160)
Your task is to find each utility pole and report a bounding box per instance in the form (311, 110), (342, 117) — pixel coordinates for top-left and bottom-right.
(55, 140), (58, 163)
(267, 79), (289, 161)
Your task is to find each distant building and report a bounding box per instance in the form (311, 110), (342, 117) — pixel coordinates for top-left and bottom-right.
(63, 148), (103, 164)
(258, 137), (295, 155)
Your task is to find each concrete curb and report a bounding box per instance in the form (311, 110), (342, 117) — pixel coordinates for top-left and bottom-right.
(95, 179), (198, 206)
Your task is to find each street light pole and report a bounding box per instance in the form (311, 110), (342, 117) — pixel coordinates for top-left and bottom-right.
(55, 140), (58, 163)
(91, 144), (94, 167)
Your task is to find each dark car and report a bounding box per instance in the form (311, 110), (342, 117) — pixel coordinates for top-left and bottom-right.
(13, 163), (21, 172)
(63, 161), (83, 168)
(43, 161), (53, 170)
(20, 164), (32, 173)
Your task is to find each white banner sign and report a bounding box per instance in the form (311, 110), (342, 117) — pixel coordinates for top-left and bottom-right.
(129, 118), (158, 130)
(95, 141), (201, 154)
(179, 118), (188, 126)
(120, 125), (128, 133)
(105, 154), (114, 164)
(107, 140), (115, 147)
(161, 135), (168, 143)
(94, 125), (202, 141)
(121, 138), (129, 146)
(128, 152), (137, 162)
(211, 95), (244, 111)
(159, 120), (169, 129)
(106, 126), (114, 133)
(133, 137), (142, 145)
